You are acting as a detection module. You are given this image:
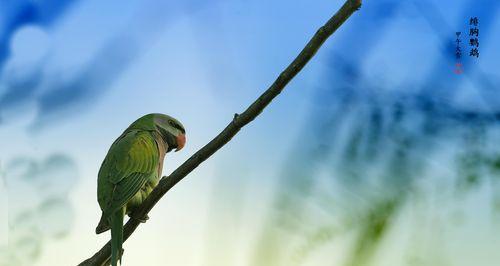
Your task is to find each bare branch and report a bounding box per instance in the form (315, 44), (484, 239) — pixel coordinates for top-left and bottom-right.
(78, 1), (361, 265)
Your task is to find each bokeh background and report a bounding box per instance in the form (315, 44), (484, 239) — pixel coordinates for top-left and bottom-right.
(1, 0), (500, 265)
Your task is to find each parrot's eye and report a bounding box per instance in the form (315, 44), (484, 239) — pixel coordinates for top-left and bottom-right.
(169, 120), (185, 134)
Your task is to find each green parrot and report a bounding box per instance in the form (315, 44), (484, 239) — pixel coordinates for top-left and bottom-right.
(95, 113), (186, 266)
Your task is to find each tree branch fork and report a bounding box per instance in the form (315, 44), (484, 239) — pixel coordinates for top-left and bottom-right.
(78, 1), (361, 265)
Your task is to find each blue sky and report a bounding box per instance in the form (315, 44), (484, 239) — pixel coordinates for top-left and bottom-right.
(1, 0), (500, 265)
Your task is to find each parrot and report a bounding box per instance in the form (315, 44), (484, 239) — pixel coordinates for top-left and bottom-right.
(95, 113), (186, 266)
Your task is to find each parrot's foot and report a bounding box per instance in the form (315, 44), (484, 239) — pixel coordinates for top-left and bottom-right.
(129, 213), (149, 223)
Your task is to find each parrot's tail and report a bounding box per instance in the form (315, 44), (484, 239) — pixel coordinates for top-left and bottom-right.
(110, 208), (125, 266)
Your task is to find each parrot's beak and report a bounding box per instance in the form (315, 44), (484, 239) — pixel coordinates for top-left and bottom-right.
(175, 133), (186, 152)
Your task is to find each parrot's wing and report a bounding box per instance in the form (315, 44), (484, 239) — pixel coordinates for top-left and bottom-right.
(100, 130), (159, 218)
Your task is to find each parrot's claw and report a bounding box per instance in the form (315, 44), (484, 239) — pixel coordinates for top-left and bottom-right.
(130, 214), (149, 223)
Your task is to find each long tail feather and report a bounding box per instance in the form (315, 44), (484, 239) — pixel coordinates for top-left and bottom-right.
(110, 208), (125, 266)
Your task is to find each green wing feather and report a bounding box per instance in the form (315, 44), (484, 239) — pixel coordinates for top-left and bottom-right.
(97, 130), (159, 266)
(98, 130), (159, 217)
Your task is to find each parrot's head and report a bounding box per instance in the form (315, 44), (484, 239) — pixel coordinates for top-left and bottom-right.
(152, 114), (186, 152)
